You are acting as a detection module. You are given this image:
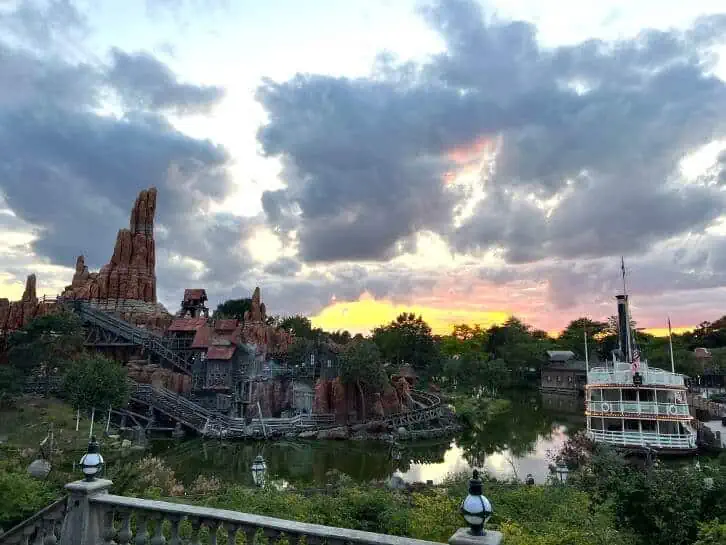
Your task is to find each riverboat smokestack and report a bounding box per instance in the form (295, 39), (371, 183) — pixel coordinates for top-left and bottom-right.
(616, 294), (630, 362)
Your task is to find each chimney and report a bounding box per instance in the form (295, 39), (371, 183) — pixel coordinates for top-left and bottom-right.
(616, 294), (630, 362)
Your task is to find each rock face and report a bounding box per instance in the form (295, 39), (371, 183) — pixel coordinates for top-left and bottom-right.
(59, 188), (169, 330)
(62, 188), (157, 304)
(312, 376), (414, 424)
(241, 287), (292, 358)
(245, 377), (295, 418)
(126, 360), (191, 393)
(0, 275), (54, 331)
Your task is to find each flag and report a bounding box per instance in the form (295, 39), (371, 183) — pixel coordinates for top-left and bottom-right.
(668, 317), (672, 335)
(631, 348), (640, 373)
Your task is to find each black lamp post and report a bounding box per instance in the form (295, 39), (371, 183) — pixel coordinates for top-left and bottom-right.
(460, 470), (492, 536)
(79, 436), (104, 482)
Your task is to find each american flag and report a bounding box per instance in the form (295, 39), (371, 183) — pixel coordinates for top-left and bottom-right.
(631, 348), (640, 373)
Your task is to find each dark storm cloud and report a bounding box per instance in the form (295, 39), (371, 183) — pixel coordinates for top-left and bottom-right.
(108, 49), (225, 114)
(0, 0), (251, 303)
(257, 0), (726, 267)
(256, 74), (473, 262)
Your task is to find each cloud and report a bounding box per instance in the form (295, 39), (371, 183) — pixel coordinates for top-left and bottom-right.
(0, 0), (251, 307)
(108, 49), (225, 114)
(257, 0), (726, 268)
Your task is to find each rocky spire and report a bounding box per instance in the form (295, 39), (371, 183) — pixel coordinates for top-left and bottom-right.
(62, 187), (157, 303)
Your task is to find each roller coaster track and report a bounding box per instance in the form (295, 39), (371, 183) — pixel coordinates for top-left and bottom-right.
(67, 300), (192, 376)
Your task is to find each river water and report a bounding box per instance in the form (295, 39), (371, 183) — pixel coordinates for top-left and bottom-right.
(141, 391), (585, 486)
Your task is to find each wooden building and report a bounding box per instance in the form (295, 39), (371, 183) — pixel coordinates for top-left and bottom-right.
(540, 351), (587, 395)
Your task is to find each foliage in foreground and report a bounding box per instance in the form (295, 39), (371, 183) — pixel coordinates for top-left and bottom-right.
(61, 355), (130, 412)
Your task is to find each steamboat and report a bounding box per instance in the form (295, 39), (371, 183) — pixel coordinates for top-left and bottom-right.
(585, 268), (697, 454)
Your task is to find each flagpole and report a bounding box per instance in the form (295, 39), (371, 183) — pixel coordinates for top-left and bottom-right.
(584, 326), (589, 372)
(668, 317), (675, 374)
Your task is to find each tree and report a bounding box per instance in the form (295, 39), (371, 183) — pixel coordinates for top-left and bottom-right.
(372, 313), (440, 377)
(339, 340), (386, 419)
(440, 324), (488, 359)
(213, 298), (252, 321)
(557, 318), (608, 358)
(278, 315), (324, 340)
(62, 355), (130, 412)
(0, 366), (24, 407)
(6, 311), (84, 395)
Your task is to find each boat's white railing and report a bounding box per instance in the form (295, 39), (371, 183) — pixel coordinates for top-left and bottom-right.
(587, 429), (695, 449)
(586, 400), (690, 417)
(587, 366), (685, 387)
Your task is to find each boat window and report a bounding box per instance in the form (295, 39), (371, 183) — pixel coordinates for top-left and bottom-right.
(624, 420), (639, 431)
(556, 376), (561, 382)
(641, 421), (656, 432)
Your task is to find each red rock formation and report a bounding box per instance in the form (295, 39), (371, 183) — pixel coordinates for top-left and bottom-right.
(241, 287), (293, 358)
(62, 188), (157, 304)
(245, 378), (295, 418)
(0, 274), (55, 331)
(126, 361), (191, 393)
(312, 376), (413, 423)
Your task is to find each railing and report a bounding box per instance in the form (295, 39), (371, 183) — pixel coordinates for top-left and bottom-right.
(0, 497), (66, 545)
(88, 494), (444, 545)
(43, 478), (487, 545)
(588, 368), (685, 387)
(587, 429), (696, 449)
(586, 400), (691, 417)
(72, 301), (191, 375)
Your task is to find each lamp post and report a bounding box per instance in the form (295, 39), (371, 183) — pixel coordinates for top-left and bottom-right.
(555, 464), (569, 484)
(251, 455), (267, 487)
(460, 470), (493, 537)
(79, 436), (104, 482)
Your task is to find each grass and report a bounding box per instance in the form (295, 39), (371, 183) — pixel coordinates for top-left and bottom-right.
(0, 396), (99, 452)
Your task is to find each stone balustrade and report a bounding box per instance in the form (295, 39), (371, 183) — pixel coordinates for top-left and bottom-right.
(0, 497), (66, 545)
(2, 479), (503, 545)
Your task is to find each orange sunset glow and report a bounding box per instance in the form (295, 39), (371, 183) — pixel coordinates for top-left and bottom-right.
(310, 293), (510, 335)
(310, 293), (695, 338)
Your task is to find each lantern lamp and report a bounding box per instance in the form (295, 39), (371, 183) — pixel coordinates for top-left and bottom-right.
(251, 455), (267, 487)
(460, 469), (493, 536)
(555, 464), (570, 484)
(79, 436), (104, 482)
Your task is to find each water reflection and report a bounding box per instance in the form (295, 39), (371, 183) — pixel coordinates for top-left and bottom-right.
(141, 392), (584, 486)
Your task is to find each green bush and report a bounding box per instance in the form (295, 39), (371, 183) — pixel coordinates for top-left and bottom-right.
(0, 462), (57, 529)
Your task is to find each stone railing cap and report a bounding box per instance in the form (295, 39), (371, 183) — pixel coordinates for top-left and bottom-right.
(65, 479), (113, 494)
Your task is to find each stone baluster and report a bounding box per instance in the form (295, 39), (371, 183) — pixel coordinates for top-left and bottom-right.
(262, 528), (281, 545)
(168, 516), (182, 545)
(241, 525), (256, 545)
(117, 512), (133, 545)
(41, 516), (59, 545)
(189, 519), (202, 545)
(135, 513), (149, 545)
(224, 523), (237, 545)
(102, 510), (116, 545)
(207, 520), (220, 545)
(150, 515), (166, 545)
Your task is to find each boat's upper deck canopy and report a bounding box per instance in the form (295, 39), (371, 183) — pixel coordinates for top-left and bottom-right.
(587, 361), (685, 387)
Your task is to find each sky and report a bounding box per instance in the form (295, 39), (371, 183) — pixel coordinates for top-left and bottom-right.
(1, 0), (726, 336)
